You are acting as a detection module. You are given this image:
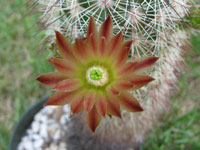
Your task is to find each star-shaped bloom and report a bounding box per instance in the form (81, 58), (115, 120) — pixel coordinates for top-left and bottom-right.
(37, 16), (158, 132)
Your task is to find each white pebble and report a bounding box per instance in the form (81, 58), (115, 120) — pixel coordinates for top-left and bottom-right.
(41, 106), (57, 114)
(34, 113), (42, 121)
(63, 105), (70, 113)
(39, 124), (48, 139)
(40, 115), (48, 123)
(24, 140), (34, 150)
(34, 112), (47, 123)
(53, 130), (61, 141)
(31, 121), (40, 133)
(33, 138), (44, 149)
(26, 129), (34, 135)
(60, 115), (67, 125)
(30, 134), (41, 141)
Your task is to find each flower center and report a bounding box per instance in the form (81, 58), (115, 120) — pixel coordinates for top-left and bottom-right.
(90, 69), (102, 80)
(86, 66), (108, 86)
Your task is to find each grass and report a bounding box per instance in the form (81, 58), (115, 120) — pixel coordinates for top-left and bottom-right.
(0, 1), (53, 150)
(0, 1), (200, 150)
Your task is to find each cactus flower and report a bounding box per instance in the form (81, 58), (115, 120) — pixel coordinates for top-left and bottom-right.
(37, 16), (158, 132)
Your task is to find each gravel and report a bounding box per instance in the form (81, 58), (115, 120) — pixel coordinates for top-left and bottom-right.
(17, 105), (137, 150)
(17, 105), (70, 150)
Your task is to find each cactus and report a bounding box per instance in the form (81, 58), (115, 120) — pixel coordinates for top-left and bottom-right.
(34, 0), (193, 148)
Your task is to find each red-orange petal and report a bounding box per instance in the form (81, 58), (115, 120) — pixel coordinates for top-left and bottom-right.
(48, 58), (75, 75)
(87, 17), (97, 37)
(84, 92), (95, 113)
(107, 86), (120, 95)
(117, 62), (137, 77)
(99, 16), (113, 40)
(70, 94), (84, 114)
(108, 31), (123, 55)
(119, 92), (143, 112)
(55, 31), (75, 60)
(88, 33), (98, 55)
(115, 80), (133, 90)
(74, 38), (90, 59)
(113, 40), (132, 66)
(96, 95), (107, 117)
(130, 75), (155, 89)
(133, 57), (159, 73)
(116, 47), (130, 66)
(53, 79), (80, 91)
(87, 17), (101, 55)
(86, 106), (101, 132)
(123, 40), (133, 50)
(99, 37), (107, 56)
(45, 91), (75, 106)
(36, 72), (66, 86)
(106, 95), (121, 118)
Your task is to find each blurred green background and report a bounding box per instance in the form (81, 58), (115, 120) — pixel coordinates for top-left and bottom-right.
(0, 0), (199, 150)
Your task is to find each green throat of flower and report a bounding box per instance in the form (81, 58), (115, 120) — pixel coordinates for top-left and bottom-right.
(90, 69), (102, 80)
